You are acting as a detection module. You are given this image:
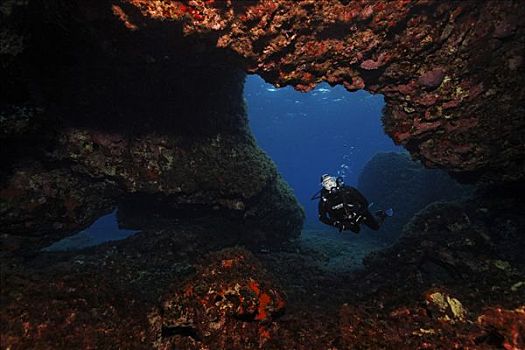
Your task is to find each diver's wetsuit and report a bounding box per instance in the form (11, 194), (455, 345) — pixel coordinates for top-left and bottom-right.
(317, 185), (383, 233)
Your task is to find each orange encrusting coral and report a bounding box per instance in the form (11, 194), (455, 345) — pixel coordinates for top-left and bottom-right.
(255, 292), (271, 321)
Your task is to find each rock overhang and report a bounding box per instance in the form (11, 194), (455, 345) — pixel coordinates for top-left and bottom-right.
(2, 0), (524, 251)
(113, 0), (525, 183)
(0, 0), (307, 252)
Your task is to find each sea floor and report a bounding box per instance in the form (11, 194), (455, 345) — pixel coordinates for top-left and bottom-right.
(298, 228), (390, 273)
(3, 213), (523, 349)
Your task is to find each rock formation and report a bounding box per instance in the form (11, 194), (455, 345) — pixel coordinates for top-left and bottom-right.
(1, 0), (524, 349)
(119, 0), (525, 183)
(358, 152), (472, 241)
(1, 0), (304, 253)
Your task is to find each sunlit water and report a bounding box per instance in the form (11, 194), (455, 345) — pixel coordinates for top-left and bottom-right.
(245, 74), (401, 228)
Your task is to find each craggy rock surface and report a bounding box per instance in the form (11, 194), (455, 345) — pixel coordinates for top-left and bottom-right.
(0, 165), (118, 253)
(119, 0), (525, 183)
(152, 248), (286, 349)
(358, 152), (473, 241)
(0, 0), (304, 250)
(2, 189), (524, 349)
(2, 1), (525, 349)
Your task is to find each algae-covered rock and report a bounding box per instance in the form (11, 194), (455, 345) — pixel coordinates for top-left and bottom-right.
(1, 36), (304, 250)
(0, 166), (117, 254)
(425, 290), (467, 323)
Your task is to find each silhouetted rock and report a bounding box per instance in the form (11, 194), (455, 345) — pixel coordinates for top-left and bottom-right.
(358, 152), (473, 241)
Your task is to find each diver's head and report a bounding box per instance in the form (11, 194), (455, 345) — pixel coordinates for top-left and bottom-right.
(336, 177), (345, 187)
(321, 174), (337, 190)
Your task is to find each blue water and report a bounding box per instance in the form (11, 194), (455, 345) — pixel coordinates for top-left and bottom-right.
(43, 210), (137, 251)
(245, 75), (401, 227)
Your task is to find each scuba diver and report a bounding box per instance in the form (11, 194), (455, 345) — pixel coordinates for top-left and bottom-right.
(311, 174), (393, 233)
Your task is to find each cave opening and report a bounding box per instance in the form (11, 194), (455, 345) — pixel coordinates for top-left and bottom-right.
(42, 210), (138, 252)
(244, 74), (401, 230)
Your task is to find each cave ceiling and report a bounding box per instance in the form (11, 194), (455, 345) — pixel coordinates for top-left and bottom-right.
(113, 0), (525, 183)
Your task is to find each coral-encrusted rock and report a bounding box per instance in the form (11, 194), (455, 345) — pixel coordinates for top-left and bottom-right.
(119, 0), (525, 183)
(0, 269), (155, 350)
(0, 166), (117, 253)
(357, 188), (525, 317)
(339, 303), (470, 349)
(152, 248), (286, 350)
(477, 307), (525, 349)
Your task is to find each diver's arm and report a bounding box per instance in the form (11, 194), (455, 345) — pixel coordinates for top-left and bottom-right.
(318, 199), (333, 225)
(311, 190), (322, 200)
(346, 186), (369, 208)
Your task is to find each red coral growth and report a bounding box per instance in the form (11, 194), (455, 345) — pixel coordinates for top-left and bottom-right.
(155, 248), (286, 348)
(360, 59), (381, 70)
(416, 93), (439, 106)
(412, 118), (442, 136)
(444, 117), (478, 132)
(255, 292), (271, 321)
(239, 1), (278, 23)
(221, 258), (234, 268)
(477, 307), (525, 349)
(418, 68), (445, 90)
(443, 98), (462, 109)
(343, 76), (365, 91)
(397, 80), (418, 95)
(111, 5), (138, 30)
(304, 41), (329, 57)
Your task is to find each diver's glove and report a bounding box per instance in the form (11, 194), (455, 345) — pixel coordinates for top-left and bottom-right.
(375, 208), (394, 223)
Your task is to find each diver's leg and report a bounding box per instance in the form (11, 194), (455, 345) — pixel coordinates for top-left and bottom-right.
(363, 211), (381, 230)
(349, 223), (360, 233)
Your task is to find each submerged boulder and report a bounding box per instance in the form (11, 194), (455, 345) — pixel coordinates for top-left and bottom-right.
(151, 247), (286, 350)
(358, 189), (525, 311)
(358, 152), (472, 241)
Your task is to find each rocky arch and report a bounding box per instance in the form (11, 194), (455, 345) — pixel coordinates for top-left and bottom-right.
(119, 0), (524, 183)
(2, 2), (525, 349)
(2, 0), (524, 251)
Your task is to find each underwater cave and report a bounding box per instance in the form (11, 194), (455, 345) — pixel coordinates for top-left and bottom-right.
(1, 0), (525, 349)
(245, 75), (399, 226)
